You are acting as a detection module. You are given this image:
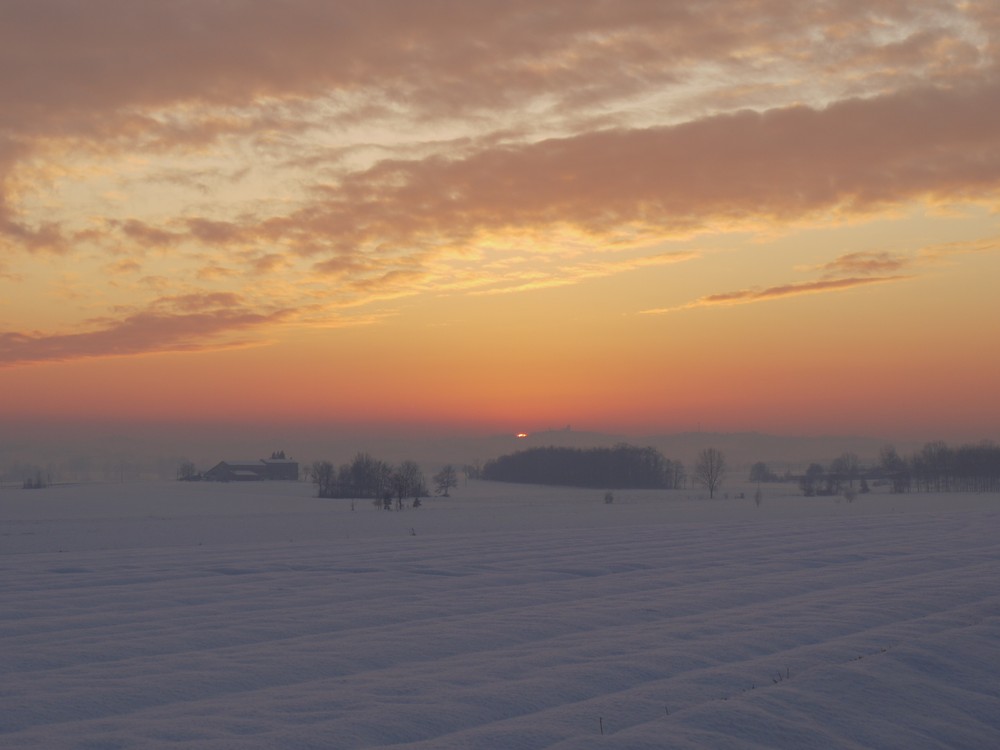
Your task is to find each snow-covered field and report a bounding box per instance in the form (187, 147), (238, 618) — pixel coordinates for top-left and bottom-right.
(2, 479), (998, 749)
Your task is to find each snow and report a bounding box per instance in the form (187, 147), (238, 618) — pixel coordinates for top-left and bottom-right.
(2, 480), (999, 748)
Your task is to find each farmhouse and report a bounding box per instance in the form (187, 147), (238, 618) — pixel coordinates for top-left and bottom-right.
(204, 457), (299, 482)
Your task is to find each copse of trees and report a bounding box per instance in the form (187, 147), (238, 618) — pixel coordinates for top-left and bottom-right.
(311, 452), (427, 504)
(481, 444), (684, 489)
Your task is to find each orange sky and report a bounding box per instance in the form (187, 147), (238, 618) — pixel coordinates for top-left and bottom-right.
(2, 1), (999, 443)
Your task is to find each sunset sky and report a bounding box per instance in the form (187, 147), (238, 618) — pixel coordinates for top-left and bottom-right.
(2, 1), (999, 442)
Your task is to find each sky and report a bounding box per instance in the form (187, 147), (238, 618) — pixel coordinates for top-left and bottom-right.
(2, 0), (999, 443)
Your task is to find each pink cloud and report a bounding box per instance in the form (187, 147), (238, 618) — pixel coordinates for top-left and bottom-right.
(643, 274), (914, 315)
(252, 80), (1000, 262)
(0, 295), (292, 365)
(820, 251), (911, 277)
(703, 275), (912, 305)
(2, 0), (997, 328)
(120, 219), (182, 248)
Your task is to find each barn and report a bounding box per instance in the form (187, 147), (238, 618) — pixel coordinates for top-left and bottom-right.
(204, 457), (299, 482)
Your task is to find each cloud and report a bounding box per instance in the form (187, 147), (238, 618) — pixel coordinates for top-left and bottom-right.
(348, 268), (428, 294)
(196, 264), (236, 281)
(9, 1), (968, 128)
(705, 275), (912, 305)
(1, 2), (991, 178)
(148, 292), (247, 314)
(250, 253), (288, 274)
(185, 218), (246, 245)
(195, 75), (998, 300)
(3, 0), (999, 365)
(643, 275), (914, 314)
(642, 244), (927, 314)
(120, 219), (182, 248)
(46, 69), (998, 321)
(820, 250), (911, 277)
(641, 246), (930, 315)
(918, 237), (1000, 263)
(0, 294), (292, 366)
(470, 250), (699, 296)
(0, 217), (68, 254)
(106, 258), (142, 276)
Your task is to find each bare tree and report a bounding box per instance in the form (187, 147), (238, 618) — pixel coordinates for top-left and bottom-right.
(176, 460), (199, 481)
(433, 464), (458, 496)
(462, 461), (482, 483)
(694, 448), (726, 499)
(879, 444), (910, 493)
(311, 460), (337, 498)
(348, 452), (392, 499)
(830, 452), (860, 490)
(665, 459), (686, 489)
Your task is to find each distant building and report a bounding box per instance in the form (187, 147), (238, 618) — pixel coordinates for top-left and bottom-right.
(204, 457), (299, 482)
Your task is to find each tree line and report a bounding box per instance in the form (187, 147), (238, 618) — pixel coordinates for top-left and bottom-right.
(746, 440), (1000, 496)
(481, 444), (686, 489)
(879, 441), (1000, 494)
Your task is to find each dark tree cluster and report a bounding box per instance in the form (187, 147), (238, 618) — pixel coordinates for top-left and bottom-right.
(176, 460), (201, 481)
(903, 440), (1000, 493)
(22, 469), (48, 490)
(482, 444), (685, 489)
(311, 452), (427, 508)
(2, 462), (49, 488)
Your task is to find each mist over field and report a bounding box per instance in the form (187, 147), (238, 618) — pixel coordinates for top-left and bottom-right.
(1, 420), (929, 486)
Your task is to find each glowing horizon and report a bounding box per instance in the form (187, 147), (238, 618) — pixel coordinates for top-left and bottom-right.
(2, 2), (999, 444)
